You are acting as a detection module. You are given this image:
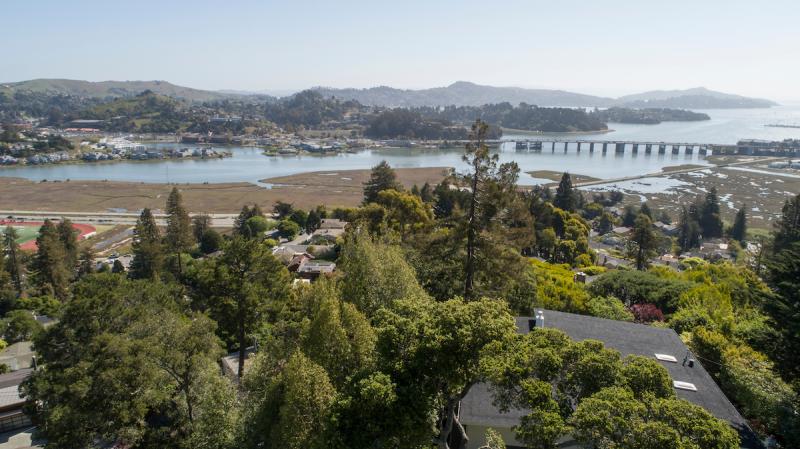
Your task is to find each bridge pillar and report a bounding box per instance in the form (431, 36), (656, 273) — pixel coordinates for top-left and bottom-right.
(552, 142), (557, 152)
(672, 145), (680, 154)
(602, 143), (608, 154)
(645, 144), (652, 154)
(658, 145), (666, 154)
(615, 143), (625, 153)
(590, 143), (595, 152)
(685, 145), (693, 154)
(576, 142), (581, 152)
(699, 147), (707, 155)
(632, 144), (639, 154)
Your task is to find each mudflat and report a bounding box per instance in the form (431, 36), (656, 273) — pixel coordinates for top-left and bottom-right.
(0, 167), (450, 213)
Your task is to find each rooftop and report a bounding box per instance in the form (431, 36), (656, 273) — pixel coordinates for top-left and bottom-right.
(460, 310), (761, 449)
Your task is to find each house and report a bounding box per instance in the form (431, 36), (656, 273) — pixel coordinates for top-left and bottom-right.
(319, 218), (347, 230)
(459, 310), (761, 449)
(0, 368), (34, 433)
(311, 227), (345, 243)
(296, 260), (336, 280)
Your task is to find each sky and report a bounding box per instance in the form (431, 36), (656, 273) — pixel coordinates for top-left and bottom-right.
(2, 0), (799, 101)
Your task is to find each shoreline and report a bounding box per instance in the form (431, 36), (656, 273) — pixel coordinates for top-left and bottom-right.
(501, 127), (614, 136)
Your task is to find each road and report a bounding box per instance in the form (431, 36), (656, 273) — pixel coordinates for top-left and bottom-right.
(0, 210), (240, 228)
(574, 156), (785, 188)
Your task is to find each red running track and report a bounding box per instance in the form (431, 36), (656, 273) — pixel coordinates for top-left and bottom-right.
(0, 220), (96, 251)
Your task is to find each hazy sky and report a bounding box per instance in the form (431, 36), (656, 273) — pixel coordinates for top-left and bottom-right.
(3, 0), (799, 101)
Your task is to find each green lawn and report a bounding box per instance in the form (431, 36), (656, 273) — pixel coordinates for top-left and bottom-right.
(11, 226), (40, 244)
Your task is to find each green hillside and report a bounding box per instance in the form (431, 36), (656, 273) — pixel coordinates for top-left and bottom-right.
(0, 78), (233, 102)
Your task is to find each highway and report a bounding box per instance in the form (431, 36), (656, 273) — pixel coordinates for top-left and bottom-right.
(0, 210), (241, 228)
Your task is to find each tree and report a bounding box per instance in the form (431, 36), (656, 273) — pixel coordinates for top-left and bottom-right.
(337, 229), (429, 316)
(657, 210), (672, 225)
(289, 209), (308, 229)
(29, 220), (70, 300)
(460, 120), (520, 299)
(111, 259), (125, 273)
(276, 219), (300, 240)
(375, 297), (517, 449)
(56, 219), (79, 271)
(21, 274), (237, 449)
(376, 189), (433, 238)
(1, 310), (42, 343)
(199, 228), (223, 254)
(195, 237), (291, 377)
(272, 201), (294, 219)
(597, 212), (615, 235)
(242, 352), (336, 449)
(234, 205), (264, 237)
(363, 160), (402, 204)
(129, 208), (163, 280)
(700, 186), (724, 238)
(420, 182), (434, 203)
(192, 214), (213, 243)
(677, 206), (700, 252)
(3, 226), (23, 296)
(773, 193), (800, 253)
(639, 202), (653, 220)
(76, 247), (95, 278)
(553, 172), (576, 212)
(765, 241), (800, 380)
(306, 207), (322, 233)
(730, 205), (747, 243)
(627, 214), (659, 270)
(621, 205), (638, 227)
(166, 187), (194, 277)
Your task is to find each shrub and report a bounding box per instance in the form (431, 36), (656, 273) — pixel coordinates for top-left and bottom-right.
(629, 303), (664, 324)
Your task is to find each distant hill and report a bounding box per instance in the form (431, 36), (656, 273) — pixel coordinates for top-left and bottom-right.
(616, 87), (777, 109)
(0, 79), (233, 102)
(314, 82), (777, 109)
(314, 81), (616, 108)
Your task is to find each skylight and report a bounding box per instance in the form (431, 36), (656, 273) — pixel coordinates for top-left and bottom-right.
(655, 353), (678, 363)
(673, 381), (697, 391)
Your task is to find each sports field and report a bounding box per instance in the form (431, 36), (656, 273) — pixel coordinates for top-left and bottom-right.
(10, 225), (40, 245)
(0, 221), (97, 251)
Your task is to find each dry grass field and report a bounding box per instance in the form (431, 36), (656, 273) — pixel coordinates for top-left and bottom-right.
(0, 167), (450, 213)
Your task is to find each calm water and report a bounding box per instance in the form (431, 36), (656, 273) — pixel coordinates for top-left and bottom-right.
(2, 105), (799, 186)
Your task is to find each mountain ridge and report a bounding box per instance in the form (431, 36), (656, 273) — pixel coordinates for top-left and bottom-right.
(1, 79), (778, 109)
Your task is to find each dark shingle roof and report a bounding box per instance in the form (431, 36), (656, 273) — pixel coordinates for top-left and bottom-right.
(460, 310), (762, 449)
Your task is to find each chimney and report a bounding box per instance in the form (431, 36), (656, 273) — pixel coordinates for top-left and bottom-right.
(535, 311), (544, 328)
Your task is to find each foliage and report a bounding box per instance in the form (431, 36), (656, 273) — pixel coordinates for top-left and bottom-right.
(22, 274), (237, 449)
(129, 208), (163, 280)
(589, 269), (691, 312)
(0, 310), (42, 343)
(363, 160), (403, 204)
(29, 219), (70, 300)
(530, 259), (590, 314)
(629, 303), (665, 323)
(587, 295), (634, 322)
(626, 214), (659, 270)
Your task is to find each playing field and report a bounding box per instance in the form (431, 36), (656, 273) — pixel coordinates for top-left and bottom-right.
(10, 225), (39, 245)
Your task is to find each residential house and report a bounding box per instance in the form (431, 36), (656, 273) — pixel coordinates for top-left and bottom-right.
(459, 310), (761, 449)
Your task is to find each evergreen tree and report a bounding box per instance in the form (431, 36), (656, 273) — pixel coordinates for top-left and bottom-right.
(597, 212), (615, 235)
(77, 247), (95, 278)
(553, 172), (576, 212)
(410, 184), (421, 197)
(639, 202), (653, 220)
(677, 206), (701, 252)
(730, 205), (747, 243)
(165, 188), (193, 277)
(773, 194), (800, 253)
(460, 120), (521, 299)
(622, 205), (638, 227)
(700, 187), (724, 238)
(272, 201), (293, 219)
(627, 214), (659, 270)
(657, 210), (672, 225)
(129, 208), (163, 280)
(363, 160), (402, 204)
(420, 182), (434, 203)
(192, 214), (213, 243)
(765, 241), (800, 381)
(233, 205), (264, 237)
(2, 226), (23, 296)
(306, 208), (321, 233)
(56, 219), (79, 271)
(30, 220), (70, 300)
(111, 259), (125, 274)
